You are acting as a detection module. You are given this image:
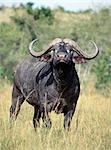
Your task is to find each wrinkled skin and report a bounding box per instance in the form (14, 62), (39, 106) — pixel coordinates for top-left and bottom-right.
(10, 42), (80, 130)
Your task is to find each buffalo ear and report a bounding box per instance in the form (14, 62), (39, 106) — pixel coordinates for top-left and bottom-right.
(73, 56), (87, 64)
(40, 54), (52, 62)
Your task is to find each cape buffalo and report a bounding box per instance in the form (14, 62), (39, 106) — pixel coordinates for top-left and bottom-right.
(10, 38), (99, 130)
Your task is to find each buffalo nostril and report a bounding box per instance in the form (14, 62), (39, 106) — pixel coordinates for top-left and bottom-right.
(57, 54), (66, 59)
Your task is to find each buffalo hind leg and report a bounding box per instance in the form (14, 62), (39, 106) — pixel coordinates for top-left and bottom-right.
(33, 106), (41, 130)
(64, 103), (77, 130)
(10, 84), (25, 121)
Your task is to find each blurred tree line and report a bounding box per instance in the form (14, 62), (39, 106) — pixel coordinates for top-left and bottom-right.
(0, 3), (111, 95)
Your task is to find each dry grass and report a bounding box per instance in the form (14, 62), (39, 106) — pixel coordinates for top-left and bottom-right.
(0, 83), (111, 150)
(0, 8), (14, 23)
(0, 8), (26, 23)
(0, 8), (91, 24)
(54, 11), (91, 24)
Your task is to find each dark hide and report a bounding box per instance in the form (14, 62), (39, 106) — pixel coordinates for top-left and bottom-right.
(10, 44), (80, 130)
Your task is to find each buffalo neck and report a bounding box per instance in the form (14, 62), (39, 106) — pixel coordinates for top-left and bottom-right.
(52, 64), (74, 92)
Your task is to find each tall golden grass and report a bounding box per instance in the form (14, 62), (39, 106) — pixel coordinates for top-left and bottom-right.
(0, 82), (111, 150)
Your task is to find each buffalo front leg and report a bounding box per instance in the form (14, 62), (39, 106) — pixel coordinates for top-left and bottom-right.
(42, 111), (52, 128)
(42, 92), (52, 128)
(64, 103), (77, 130)
(33, 106), (41, 130)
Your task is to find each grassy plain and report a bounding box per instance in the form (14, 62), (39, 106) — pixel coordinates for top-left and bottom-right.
(0, 83), (111, 150)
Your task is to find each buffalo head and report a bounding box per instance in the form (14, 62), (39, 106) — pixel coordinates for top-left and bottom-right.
(29, 38), (99, 81)
(29, 38), (99, 65)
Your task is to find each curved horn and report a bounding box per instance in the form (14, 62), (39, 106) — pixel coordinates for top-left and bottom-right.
(29, 38), (62, 57)
(29, 39), (51, 57)
(63, 39), (99, 60)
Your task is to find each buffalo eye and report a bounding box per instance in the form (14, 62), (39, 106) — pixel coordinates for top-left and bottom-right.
(66, 49), (70, 53)
(55, 49), (58, 53)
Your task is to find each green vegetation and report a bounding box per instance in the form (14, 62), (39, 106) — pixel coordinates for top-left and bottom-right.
(0, 5), (111, 93)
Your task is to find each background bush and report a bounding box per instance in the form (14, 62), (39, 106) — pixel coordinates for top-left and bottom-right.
(0, 4), (111, 95)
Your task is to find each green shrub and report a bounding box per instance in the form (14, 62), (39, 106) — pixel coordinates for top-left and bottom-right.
(25, 4), (54, 24)
(94, 50), (111, 96)
(0, 65), (5, 79)
(25, 2), (34, 15)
